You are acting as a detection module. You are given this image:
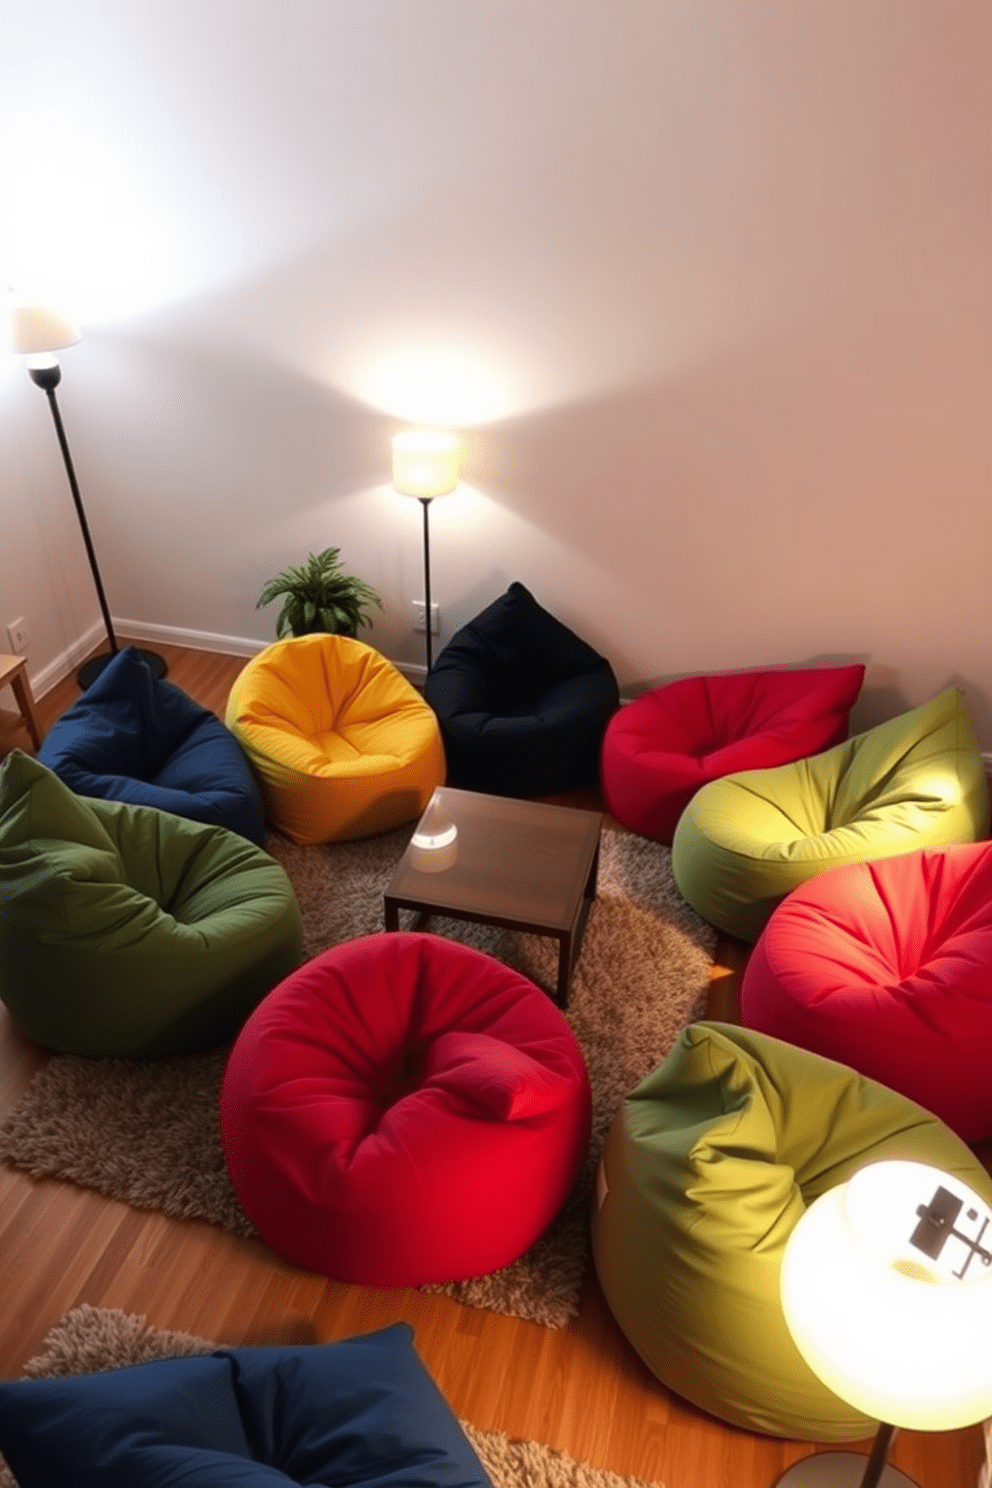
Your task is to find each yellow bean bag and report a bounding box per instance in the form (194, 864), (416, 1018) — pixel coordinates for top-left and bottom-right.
(226, 636), (445, 845)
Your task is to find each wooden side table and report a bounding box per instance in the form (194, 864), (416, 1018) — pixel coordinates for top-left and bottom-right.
(0, 654), (42, 752)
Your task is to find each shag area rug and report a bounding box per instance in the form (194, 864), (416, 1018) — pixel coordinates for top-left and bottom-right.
(0, 1304), (666, 1488)
(0, 826), (715, 1329)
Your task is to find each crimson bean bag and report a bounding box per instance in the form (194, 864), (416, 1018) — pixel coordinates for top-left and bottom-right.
(220, 931), (592, 1286)
(741, 841), (992, 1141)
(601, 664), (865, 843)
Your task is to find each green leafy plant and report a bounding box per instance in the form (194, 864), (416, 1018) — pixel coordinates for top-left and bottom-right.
(256, 547), (382, 640)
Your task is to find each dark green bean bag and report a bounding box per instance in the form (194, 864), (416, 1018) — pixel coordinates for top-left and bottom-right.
(0, 751), (302, 1058)
(671, 686), (989, 941)
(591, 1022), (992, 1440)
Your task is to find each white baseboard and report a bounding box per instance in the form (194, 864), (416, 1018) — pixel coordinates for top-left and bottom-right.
(120, 619), (429, 690)
(26, 623), (106, 701)
(114, 618), (267, 661)
(24, 619), (427, 699)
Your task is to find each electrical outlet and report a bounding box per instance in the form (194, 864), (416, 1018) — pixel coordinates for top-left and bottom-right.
(411, 601), (439, 635)
(6, 617), (28, 653)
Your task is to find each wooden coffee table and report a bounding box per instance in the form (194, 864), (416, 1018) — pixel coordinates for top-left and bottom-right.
(383, 786), (603, 1006)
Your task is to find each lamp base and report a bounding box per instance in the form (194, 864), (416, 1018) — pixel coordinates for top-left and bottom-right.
(773, 1453), (917, 1487)
(77, 648), (167, 690)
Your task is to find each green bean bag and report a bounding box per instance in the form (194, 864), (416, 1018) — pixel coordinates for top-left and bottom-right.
(670, 686), (989, 942)
(591, 1022), (992, 1440)
(0, 751), (302, 1058)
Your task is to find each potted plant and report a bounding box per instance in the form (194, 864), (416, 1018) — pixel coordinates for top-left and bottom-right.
(257, 548), (382, 640)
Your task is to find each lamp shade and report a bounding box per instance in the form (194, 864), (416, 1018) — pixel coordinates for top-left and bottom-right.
(8, 305), (82, 356)
(780, 1160), (992, 1432)
(392, 430), (459, 498)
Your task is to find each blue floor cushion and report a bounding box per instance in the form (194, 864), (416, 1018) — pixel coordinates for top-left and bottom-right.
(0, 1322), (489, 1488)
(38, 646), (265, 844)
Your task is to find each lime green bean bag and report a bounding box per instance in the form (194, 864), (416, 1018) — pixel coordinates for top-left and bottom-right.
(591, 1022), (992, 1440)
(670, 686), (989, 942)
(0, 751), (302, 1058)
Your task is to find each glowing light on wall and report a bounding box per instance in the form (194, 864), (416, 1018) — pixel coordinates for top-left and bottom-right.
(0, 113), (194, 325)
(344, 340), (518, 426)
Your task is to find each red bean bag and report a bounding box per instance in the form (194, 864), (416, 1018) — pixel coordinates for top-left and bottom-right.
(220, 931), (592, 1286)
(601, 664), (865, 843)
(740, 841), (992, 1141)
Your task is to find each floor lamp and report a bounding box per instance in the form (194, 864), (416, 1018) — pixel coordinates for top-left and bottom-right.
(9, 305), (167, 689)
(392, 429), (459, 674)
(776, 1159), (992, 1487)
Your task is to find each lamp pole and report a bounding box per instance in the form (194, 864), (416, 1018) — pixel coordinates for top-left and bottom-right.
(420, 496), (434, 673)
(391, 428), (458, 682)
(859, 1424), (899, 1488)
(29, 363), (120, 669)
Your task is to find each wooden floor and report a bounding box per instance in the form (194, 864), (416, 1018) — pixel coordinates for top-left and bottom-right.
(0, 640), (984, 1488)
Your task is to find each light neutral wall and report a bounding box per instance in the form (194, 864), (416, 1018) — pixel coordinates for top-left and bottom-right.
(2, 1), (990, 739)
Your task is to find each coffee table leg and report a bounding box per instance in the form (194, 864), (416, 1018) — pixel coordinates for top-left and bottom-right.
(555, 840), (599, 1005)
(383, 900), (433, 933)
(585, 839), (600, 902)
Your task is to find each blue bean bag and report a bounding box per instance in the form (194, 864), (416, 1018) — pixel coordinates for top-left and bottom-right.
(425, 582), (619, 797)
(0, 1322), (490, 1488)
(38, 647), (265, 844)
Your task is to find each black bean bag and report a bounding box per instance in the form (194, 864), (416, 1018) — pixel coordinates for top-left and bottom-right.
(425, 582), (619, 797)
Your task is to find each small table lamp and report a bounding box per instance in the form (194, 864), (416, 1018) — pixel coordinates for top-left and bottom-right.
(392, 429), (459, 674)
(777, 1160), (992, 1487)
(408, 792), (459, 874)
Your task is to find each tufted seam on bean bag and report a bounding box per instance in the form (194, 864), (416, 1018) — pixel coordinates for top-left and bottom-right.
(424, 1030), (582, 1120)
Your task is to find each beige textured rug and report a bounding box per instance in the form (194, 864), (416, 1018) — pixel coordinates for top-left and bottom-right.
(0, 1305), (664, 1488)
(0, 826), (714, 1329)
